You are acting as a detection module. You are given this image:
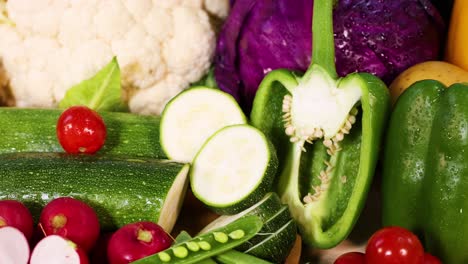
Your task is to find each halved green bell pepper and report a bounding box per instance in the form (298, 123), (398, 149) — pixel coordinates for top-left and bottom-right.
(250, 0), (390, 248)
(382, 81), (468, 264)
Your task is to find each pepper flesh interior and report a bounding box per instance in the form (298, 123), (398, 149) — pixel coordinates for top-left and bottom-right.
(282, 65), (362, 205)
(284, 65), (361, 145)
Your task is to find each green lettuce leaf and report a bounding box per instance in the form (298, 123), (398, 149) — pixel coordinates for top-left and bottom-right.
(59, 57), (125, 111)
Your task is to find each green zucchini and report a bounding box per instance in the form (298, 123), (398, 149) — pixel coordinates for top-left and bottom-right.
(237, 205), (292, 251)
(0, 152), (189, 232)
(191, 125), (278, 214)
(199, 192), (283, 234)
(132, 215), (263, 264)
(160, 87), (247, 163)
(0, 107), (165, 158)
(244, 219), (297, 263)
(199, 193), (293, 255)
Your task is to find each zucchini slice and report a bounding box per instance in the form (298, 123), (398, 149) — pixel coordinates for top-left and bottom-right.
(160, 87), (247, 163)
(0, 152), (189, 232)
(191, 125), (278, 214)
(199, 193), (294, 255)
(199, 192), (283, 234)
(244, 219), (297, 263)
(237, 205), (292, 250)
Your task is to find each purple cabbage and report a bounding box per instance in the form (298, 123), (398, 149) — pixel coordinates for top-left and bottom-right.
(215, 0), (445, 113)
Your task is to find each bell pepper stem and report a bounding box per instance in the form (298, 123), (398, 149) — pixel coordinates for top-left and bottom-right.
(308, 0), (337, 79)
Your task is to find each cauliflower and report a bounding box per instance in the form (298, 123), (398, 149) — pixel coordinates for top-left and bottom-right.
(0, 0), (229, 115)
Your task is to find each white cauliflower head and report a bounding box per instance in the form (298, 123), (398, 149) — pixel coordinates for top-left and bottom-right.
(0, 0), (229, 115)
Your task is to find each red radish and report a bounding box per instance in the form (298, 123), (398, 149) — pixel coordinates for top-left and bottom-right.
(0, 200), (34, 240)
(107, 222), (173, 264)
(30, 235), (89, 264)
(0, 226), (30, 264)
(90, 233), (113, 264)
(56, 105), (107, 154)
(39, 197), (100, 252)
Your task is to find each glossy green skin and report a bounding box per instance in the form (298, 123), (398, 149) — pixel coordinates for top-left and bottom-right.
(0, 108), (166, 158)
(382, 81), (468, 264)
(382, 80), (445, 232)
(244, 219), (297, 263)
(199, 192), (284, 235)
(0, 152), (188, 230)
(199, 192), (294, 256)
(251, 70), (390, 248)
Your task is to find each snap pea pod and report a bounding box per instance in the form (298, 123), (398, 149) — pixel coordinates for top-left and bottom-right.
(131, 215), (262, 264)
(174, 231), (272, 264)
(174, 232), (216, 264)
(214, 250), (272, 264)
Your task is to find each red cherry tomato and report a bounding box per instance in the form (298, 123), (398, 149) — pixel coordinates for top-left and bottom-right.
(56, 106), (107, 154)
(424, 253), (442, 264)
(334, 252), (365, 264)
(365, 226), (424, 264)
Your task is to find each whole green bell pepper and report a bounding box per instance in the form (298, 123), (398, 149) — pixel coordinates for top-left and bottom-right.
(382, 80), (468, 264)
(250, 0), (390, 248)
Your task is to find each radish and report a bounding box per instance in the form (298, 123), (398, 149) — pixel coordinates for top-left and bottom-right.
(30, 235), (89, 264)
(90, 232), (113, 264)
(107, 222), (173, 264)
(0, 200), (34, 240)
(39, 197), (100, 252)
(0, 226), (30, 264)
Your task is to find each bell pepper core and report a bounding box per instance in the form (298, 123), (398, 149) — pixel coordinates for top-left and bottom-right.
(250, 0), (390, 248)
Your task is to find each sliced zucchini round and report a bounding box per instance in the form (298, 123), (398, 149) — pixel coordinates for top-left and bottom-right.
(237, 205), (292, 250)
(160, 87), (247, 163)
(244, 219), (297, 263)
(199, 192), (283, 234)
(191, 125), (278, 214)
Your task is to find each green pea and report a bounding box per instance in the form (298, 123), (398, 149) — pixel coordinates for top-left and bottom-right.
(173, 246), (189, 258)
(186, 241), (200, 252)
(213, 232), (229, 243)
(158, 252), (171, 262)
(198, 241), (212, 251)
(228, 229), (245, 240)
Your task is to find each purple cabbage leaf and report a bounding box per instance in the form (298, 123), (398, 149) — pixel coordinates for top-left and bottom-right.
(215, 0), (445, 113)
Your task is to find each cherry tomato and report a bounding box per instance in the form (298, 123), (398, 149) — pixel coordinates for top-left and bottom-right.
(365, 226), (424, 264)
(424, 253), (442, 264)
(56, 106), (107, 154)
(334, 252), (365, 264)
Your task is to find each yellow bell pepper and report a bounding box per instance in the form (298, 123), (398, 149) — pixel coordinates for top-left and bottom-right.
(389, 61), (468, 105)
(445, 0), (468, 70)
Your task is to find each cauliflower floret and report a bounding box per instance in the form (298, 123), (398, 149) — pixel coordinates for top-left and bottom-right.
(203, 0), (230, 19)
(0, 0), (229, 115)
